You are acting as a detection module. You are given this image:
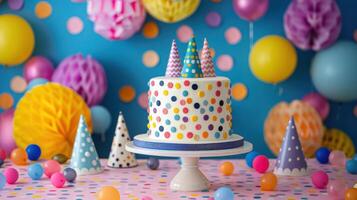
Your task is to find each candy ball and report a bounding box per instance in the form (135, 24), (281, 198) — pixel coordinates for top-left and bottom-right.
(214, 186), (234, 200)
(26, 144), (41, 161)
(28, 163), (44, 180)
(43, 160), (61, 178)
(0, 148), (6, 160)
(63, 167), (77, 182)
(10, 148), (27, 165)
(96, 186), (120, 200)
(311, 171), (329, 189)
(51, 172), (66, 188)
(261, 172), (277, 191)
(147, 157), (159, 170)
(346, 159), (357, 174)
(245, 151), (260, 168)
(329, 150), (346, 167)
(220, 161), (234, 176)
(52, 154), (68, 164)
(253, 155), (269, 173)
(4, 167), (19, 184)
(315, 147), (330, 164)
(345, 188), (357, 200)
(328, 180), (348, 199)
(0, 173), (5, 189)
(23, 56), (54, 82)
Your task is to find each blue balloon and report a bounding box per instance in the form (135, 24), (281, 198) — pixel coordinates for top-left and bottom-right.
(28, 163), (44, 180)
(26, 144), (41, 161)
(27, 78), (48, 91)
(214, 186), (234, 200)
(315, 147), (330, 164)
(245, 151), (259, 168)
(311, 41), (357, 102)
(90, 106), (111, 134)
(346, 159), (357, 174)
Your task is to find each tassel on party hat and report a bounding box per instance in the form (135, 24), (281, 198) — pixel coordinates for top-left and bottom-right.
(70, 115), (103, 175)
(274, 116), (307, 176)
(107, 112), (138, 168)
(165, 40), (182, 77)
(201, 38), (216, 77)
(181, 36), (204, 78)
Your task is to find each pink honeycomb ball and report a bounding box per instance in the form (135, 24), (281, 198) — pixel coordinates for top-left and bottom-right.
(51, 172), (66, 188)
(52, 54), (107, 106)
(43, 160), (61, 178)
(253, 155), (269, 173)
(4, 167), (19, 184)
(311, 171), (329, 189)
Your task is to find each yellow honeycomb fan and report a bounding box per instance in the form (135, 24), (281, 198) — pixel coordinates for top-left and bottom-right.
(14, 83), (92, 159)
(142, 0), (200, 23)
(322, 128), (355, 158)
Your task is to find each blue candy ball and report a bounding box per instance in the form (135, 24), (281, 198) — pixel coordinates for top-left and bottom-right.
(147, 157), (160, 170)
(245, 151), (259, 168)
(214, 186), (234, 200)
(0, 159), (4, 167)
(63, 167), (77, 182)
(346, 159), (357, 174)
(315, 147), (330, 164)
(26, 144), (41, 161)
(0, 173), (5, 189)
(28, 163), (44, 180)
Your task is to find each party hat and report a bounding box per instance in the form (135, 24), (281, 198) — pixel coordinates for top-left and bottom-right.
(274, 116), (307, 176)
(181, 36), (203, 78)
(107, 112), (138, 168)
(165, 40), (182, 77)
(70, 115), (103, 175)
(201, 38), (216, 77)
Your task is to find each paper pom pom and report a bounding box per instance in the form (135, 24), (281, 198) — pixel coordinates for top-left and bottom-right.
(52, 54), (107, 106)
(322, 128), (355, 158)
(14, 83), (92, 159)
(264, 100), (324, 157)
(284, 0), (341, 51)
(87, 0), (146, 40)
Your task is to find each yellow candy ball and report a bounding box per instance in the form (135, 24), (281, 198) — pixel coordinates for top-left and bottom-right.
(220, 161), (234, 176)
(96, 186), (120, 200)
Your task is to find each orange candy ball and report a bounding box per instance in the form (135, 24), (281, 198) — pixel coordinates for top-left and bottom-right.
(96, 186), (120, 200)
(10, 148), (27, 165)
(261, 172), (278, 191)
(220, 161), (234, 176)
(345, 188), (357, 200)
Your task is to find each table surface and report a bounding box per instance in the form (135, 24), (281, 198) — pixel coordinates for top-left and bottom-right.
(0, 159), (355, 200)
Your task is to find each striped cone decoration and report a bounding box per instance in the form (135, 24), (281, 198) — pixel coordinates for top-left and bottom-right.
(201, 38), (216, 77)
(165, 40), (182, 77)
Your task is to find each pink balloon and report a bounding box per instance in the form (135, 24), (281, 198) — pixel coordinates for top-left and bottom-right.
(24, 56), (54, 82)
(0, 109), (17, 156)
(302, 92), (330, 120)
(329, 150), (346, 167)
(233, 0), (269, 21)
(327, 180), (348, 199)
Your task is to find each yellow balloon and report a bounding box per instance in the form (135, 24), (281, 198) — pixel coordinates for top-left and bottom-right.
(249, 35), (297, 84)
(0, 14), (35, 66)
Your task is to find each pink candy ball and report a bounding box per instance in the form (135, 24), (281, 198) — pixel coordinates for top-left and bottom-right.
(43, 160), (61, 178)
(51, 172), (66, 188)
(328, 180), (348, 199)
(4, 167), (19, 184)
(24, 56), (54, 82)
(253, 155), (269, 173)
(311, 171), (329, 189)
(302, 92), (330, 120)
(0, 148), (6, 160)
(329, 150), (346, 167)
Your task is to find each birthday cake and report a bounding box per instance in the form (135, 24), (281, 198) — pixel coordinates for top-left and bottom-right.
(133, 37), (244, 150)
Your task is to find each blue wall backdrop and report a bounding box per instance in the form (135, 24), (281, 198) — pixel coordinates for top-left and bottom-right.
(1, 0), (356, 158)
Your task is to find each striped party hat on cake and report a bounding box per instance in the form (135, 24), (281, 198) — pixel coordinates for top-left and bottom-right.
(274, 116), (307, 176)
(201, 38), (216, 77)
(165, 40), (182, 77)
(181, 36), (203, 78)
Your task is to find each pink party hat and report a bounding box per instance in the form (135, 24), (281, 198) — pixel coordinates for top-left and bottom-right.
(201, 38), (216, 77)
(165, 40), (182, 77)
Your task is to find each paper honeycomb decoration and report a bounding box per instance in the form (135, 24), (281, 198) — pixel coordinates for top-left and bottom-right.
(14, 83), (92, 159)
(322, 128), (355, 158)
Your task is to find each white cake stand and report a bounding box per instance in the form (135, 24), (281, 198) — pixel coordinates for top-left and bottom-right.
(126, 140), (252, 192)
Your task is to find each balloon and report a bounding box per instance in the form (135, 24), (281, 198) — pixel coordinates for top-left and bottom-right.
(261, 172), (277, 191)
(0, 149), (6, 160)
(91, 105), (111, 142)
(23, 56), (54, 82)
(0, 109), (17, 155)
(284, 0), (341, 51)
(311, 171), (328, 189)
(249, 35), (297, 84)
(328, 180), (348, 200)
(302, 92), (330, 120)
(329, 150), (346, 167)
(214, 186), (234, 200)
(311, 41), (357, 102)
(26, 78), (48, 91)
(232, 0), (269, 21)
(28, 163), (44, 180)
(10, 148), (27, 165)
(51, 172), (66, 188)
(96, 186), (120, 200)
(220, 161), (234, 176)
(322, 128), (355, 158)
(315, 147), (330, 164)
(0, 14), (35, 66)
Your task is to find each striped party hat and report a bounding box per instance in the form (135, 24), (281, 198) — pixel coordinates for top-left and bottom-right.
(165, 40), (182, 77)
(201, 38), (216, 77)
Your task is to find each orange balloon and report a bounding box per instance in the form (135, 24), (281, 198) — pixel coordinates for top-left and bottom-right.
(220, 161), (234, 176)
(10, 148), (27, 165)
(261, 172), (278, 191)
(345, 188), (357, 200)
(96, 186), (120, 200)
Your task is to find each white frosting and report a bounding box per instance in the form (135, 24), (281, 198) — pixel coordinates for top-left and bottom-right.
(273, 167), (307, 176)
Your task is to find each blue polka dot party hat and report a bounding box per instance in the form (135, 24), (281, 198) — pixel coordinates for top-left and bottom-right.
(274, 116), (307, 176)
(181, 36), (204, 78)
(70, 115), (103, 175)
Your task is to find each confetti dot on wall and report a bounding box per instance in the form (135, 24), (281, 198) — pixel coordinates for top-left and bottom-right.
(0, 93), (14, 110)
(138, 92), (149, 109)
(143, 21), (159, 39)
(67, 16), (83, 35)
(354, 105), (357, 117)
(225, 27), (242, 45)
(10, 76), (27, 93)
(119, 85), (136, 103)
(211, 0), (222, 3)
(35, 1), (52, 19)
(354, 30), (357, 42)
(205, 12), (221, 27)
(217, 54), (233, 71)
(8, 0), (24, 10)
(177, 25), (193, 43)
(231, 83), (248, 101)
(142, 50), (159, 68)
(199, 48), (215, 59)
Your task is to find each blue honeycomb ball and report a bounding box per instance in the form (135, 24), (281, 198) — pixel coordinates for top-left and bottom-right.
(26, 144), (41, 161)
(214, 186), (234, 200)
(245, 151), (259, 168)
(315, 147), (330, 164)
(28, 163), (44, 180)
(147, 157), (160, 170)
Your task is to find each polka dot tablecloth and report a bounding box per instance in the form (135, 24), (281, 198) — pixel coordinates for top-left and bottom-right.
(0, 159), (356, 199)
